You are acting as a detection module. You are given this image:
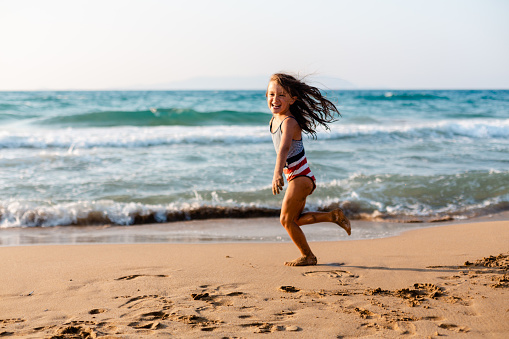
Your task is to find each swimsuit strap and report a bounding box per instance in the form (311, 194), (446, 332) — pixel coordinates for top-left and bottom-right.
(272, 116), (297, 134)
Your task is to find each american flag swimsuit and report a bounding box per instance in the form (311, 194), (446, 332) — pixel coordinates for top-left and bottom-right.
(270, 116), (316, 193)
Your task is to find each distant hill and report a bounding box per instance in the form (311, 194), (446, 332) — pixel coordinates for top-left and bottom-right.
(129, 75), (356, 90)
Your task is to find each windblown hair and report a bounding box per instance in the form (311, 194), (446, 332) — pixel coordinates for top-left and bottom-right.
(269, 73), (341, 138)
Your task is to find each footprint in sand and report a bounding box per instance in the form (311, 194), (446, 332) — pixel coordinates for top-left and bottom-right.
(438, 275), (462, 280)
(353, 307), (377, 319)
(115, 274), (168, 281)
(117, 295), (165, 309)
(210, 283), (243, 293)
(303, 270), (357, 279)
(390, 283), (445, 306)
(0, 318), (25, 324)
(51, 325), (96, 339)
(439, 323), (470, 333)
(279, 285), (300, 293)
(88, 308), (106, 315)
(191, 293), (210, 301)
(131, 310), (205, 325)
(190, 284), (247, 308)
(33, 325), (56, 332)
(422, 315), (444, 321)
(303, 270), (359, 286)
(129, 310), (171, 324)
(62, 320), (97, 327)
(96, 322), (119, 333)
(392, 321), (416, 335)
(201, 326), (217, 332)
(414, 283), (443, 296)
(274, 310), (295, 320)
(128, 321), (163, 330)
(226, 291), (244, 296)
(241, 322), (300, 333)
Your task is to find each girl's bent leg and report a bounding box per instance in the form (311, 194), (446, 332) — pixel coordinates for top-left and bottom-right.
(297, 209), (351, 235)
(280, 177), (317, 266)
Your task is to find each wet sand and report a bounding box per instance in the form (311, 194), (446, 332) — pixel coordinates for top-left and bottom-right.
(0, 217), (431, 246)
(4, 212), (508, 247)
(1, 219), (508, 338)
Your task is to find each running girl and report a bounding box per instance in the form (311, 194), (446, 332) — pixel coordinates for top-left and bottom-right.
(268, 73), (351, 266)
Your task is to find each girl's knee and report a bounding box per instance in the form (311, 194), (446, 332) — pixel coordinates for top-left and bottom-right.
(279, 214), (288, 227)
(280, 213), (297, 228)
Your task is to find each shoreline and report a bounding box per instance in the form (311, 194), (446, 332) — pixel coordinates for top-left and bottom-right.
(1, 219), (508, 337)
(1, 211), (508, 247)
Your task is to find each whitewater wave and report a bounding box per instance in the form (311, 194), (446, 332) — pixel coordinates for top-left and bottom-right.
(0, 119), (507, 150)
(2, 170), (508, 228)
(323, 119), (509, 140)
(0, 125), (269, 149)
(0, 199), (279, 228)
(315, 170), (509, 220)
(2, 197), (507, 228)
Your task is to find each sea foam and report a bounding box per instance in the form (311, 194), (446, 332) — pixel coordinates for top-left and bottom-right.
(0, 119), (507, 150)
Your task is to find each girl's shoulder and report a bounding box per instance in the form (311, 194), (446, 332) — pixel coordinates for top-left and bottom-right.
(281, 115), (300, 128)
(271, 115), (300, 134)
(272, 114), (296, 124)
(280, 115), (301, 139)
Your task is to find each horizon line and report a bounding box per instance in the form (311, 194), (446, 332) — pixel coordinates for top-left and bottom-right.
(1, 87), (508, 92)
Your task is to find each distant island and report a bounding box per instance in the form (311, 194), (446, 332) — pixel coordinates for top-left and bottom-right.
(126, 75), (356, 91)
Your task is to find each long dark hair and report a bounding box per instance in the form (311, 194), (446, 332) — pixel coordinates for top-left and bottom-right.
(269, 73), (341, 138)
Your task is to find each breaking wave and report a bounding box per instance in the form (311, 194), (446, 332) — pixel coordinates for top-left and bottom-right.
(0, 119), (507, 149)
(2, 170), (508, 228)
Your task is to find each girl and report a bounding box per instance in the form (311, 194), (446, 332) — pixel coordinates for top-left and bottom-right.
(268, 73), (351, 266)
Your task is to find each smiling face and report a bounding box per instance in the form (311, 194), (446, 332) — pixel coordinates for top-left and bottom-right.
(266, 81), (296, 115)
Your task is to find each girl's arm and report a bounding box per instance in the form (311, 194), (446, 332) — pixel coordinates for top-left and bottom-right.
(272, 118), (300, 195)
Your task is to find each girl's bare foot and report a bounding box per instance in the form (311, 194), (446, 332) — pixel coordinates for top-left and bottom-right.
(284, 255), (317, 266)
(332, 208), (351, 235)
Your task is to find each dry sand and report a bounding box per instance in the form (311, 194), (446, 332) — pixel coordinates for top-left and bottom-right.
(1, 220), (508, 338)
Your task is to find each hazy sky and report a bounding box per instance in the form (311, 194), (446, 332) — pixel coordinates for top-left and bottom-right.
(1, 0), (508, 90)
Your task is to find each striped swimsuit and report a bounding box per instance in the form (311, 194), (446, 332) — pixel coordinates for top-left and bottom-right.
(270, 116), (316, 192)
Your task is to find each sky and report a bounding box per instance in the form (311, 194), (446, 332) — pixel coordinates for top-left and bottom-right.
(0, 0), (508, 90)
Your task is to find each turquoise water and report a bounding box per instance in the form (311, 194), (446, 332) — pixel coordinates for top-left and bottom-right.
(1, 90), (508, 228)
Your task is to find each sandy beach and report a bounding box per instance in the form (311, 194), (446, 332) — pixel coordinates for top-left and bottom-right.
(1, 219), (508, 338)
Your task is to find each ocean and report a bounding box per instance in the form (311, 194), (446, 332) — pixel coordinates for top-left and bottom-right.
(1, 89), (508, 243)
